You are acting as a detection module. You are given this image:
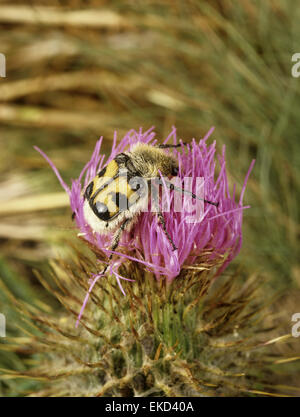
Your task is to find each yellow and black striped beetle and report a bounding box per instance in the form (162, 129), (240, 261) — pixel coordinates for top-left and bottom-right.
(83, 142), (218, 264)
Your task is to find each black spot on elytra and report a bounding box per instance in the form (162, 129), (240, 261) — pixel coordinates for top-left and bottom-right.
(94, 201), (111, 221)
(97, 166), (107, 178)
(110, 192), (128, 212)
(84, 182), (93, 200)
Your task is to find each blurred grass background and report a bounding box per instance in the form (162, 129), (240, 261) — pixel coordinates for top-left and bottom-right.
(0, 0), (299, 395)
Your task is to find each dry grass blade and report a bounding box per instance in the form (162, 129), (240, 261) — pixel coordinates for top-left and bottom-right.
(0, 192), (69, 216)
(0, 7), (129, 29)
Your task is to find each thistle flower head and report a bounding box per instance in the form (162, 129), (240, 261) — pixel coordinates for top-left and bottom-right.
(36, 127), (254, 282)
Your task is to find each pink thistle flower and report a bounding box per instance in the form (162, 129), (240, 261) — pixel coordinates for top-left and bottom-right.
(35, 126), (254, 326)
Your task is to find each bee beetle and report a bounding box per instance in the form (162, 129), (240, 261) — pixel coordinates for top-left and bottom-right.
(83, 142), (218, 262)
